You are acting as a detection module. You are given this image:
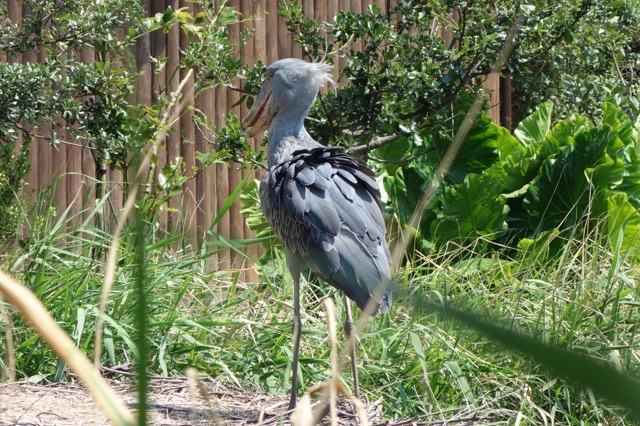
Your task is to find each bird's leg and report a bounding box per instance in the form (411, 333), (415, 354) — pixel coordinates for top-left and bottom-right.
(288, 269), (302, 411)
(343, 293), (360, 400)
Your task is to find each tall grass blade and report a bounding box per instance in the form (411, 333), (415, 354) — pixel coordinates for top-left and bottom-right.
(133, 215), (148, 426)
(209, 170), (254, 230)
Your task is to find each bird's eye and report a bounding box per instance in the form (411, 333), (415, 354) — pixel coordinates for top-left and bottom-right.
(265, 69), (275, 81)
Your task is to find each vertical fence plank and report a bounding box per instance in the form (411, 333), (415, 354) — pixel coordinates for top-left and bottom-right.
(166, 0), (182, 233)
(194, 4), (215, 265)
(277, 1), (288, 60)
(329, 0), (342, 72)
(211, 7), (231, 272)
(7, 0), (31, 223)
(302, 0), (314, 60)
(27, 7), (49, 198)
(244, 1), (269, 282)
(227, 0), (244, 278)
(151, 0), (168, 229)
(211, 2), (230, 271)
(264, 0), (278, 65)
(178, 0), (198, 246)
(500, 73), (512, 131)
(79, 46), (96, 224)
(484, 72), (501, 124)
(53, 125), (67, 226)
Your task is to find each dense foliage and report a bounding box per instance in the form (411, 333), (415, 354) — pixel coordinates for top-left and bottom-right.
(0, 0), (244, 239)
(381, 101), (640, 258)
(0, 0), (143, 236)
(510, 0), (640, 123)
(277, 0), (640, 142)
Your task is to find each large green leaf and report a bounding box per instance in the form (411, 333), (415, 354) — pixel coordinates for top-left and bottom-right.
(486, 102), (564, 196)
(608, 192), (640, 262)
(588, 151), (624, 191)
(485, 130), (536, 194)
(430, 173), (508, 247)
(372, 135), (413, 174)
(618, 145), (640, 210)
(602, 102), (634, 148)
(542, 114), (592, 160)
(513, 100), (553, 149)
(385, 167), (424, 225)
(425, 113), (501, 185)
(524, 127), (615, 229)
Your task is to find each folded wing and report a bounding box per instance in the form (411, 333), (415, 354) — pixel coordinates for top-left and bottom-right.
(260, 146), (396, 314)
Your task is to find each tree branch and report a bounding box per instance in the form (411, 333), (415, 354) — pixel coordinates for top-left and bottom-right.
(227, 84), (259, 95)
(350, 133), (403, 155)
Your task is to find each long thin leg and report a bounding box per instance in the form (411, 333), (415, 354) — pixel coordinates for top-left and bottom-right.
(343, 293), (360, 400)
(288, 269), (302, 410)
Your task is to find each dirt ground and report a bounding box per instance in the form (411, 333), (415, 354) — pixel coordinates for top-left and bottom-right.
(0, 375), (509, 425)
(0, 376), (389, 426)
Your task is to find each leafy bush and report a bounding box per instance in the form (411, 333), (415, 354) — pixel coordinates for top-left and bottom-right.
(378, 101), (640, 259)
(0, 0), (247, 238)
(510, 0), (640, 123)
(0, 136), (30, 241)
(276, 0), (639, 147)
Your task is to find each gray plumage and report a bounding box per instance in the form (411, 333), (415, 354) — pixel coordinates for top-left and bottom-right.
(241, 58), (397, 410)
(260, 146), (395, 314)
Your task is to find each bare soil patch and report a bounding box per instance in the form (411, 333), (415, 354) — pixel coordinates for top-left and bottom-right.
(0, 376), (386, 425)
(1, 376), (512, 425)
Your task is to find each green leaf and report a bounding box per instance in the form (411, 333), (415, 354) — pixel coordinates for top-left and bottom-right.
(431, 174), (508, 247)
(443, 361), (476, 403)
(618, 145), (640, 209)
(239, 179), (279, 252)
(161, 6), (173, 24)
(372, 136), (412, 174)
(602, 102), (634, 147)
(588, 151), (624, 191)
(432, 114), (501, 184)
(608, 192), (640, 262)
(514, 100), (553, 149)
(409, 332), (431, 393)
(517, 228), (561, 264)
(524, 126), (615, 229)
(633, 115), (640, 143)
(485, 126), (534, 193)
(543, 114), (592, 160)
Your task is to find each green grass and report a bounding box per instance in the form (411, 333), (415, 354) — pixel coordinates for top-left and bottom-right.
(1, 181), (639, 425)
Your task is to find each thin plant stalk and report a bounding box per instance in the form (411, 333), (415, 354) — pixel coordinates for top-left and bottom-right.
(133, 215), (148, 425)
(0, 295), (16, 381)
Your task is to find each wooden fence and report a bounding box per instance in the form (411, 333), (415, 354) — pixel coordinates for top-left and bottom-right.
(4, 1), (507, 279)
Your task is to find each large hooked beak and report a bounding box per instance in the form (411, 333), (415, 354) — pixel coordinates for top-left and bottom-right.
(241, 79), (274, 137)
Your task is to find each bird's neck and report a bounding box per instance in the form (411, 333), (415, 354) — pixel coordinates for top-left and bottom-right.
(267, 110), (321, 167)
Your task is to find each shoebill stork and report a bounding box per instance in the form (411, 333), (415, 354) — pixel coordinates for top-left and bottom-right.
(242, 58), (397, 410)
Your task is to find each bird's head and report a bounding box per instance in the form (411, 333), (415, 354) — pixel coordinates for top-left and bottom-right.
(241, 58), (334, 137)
